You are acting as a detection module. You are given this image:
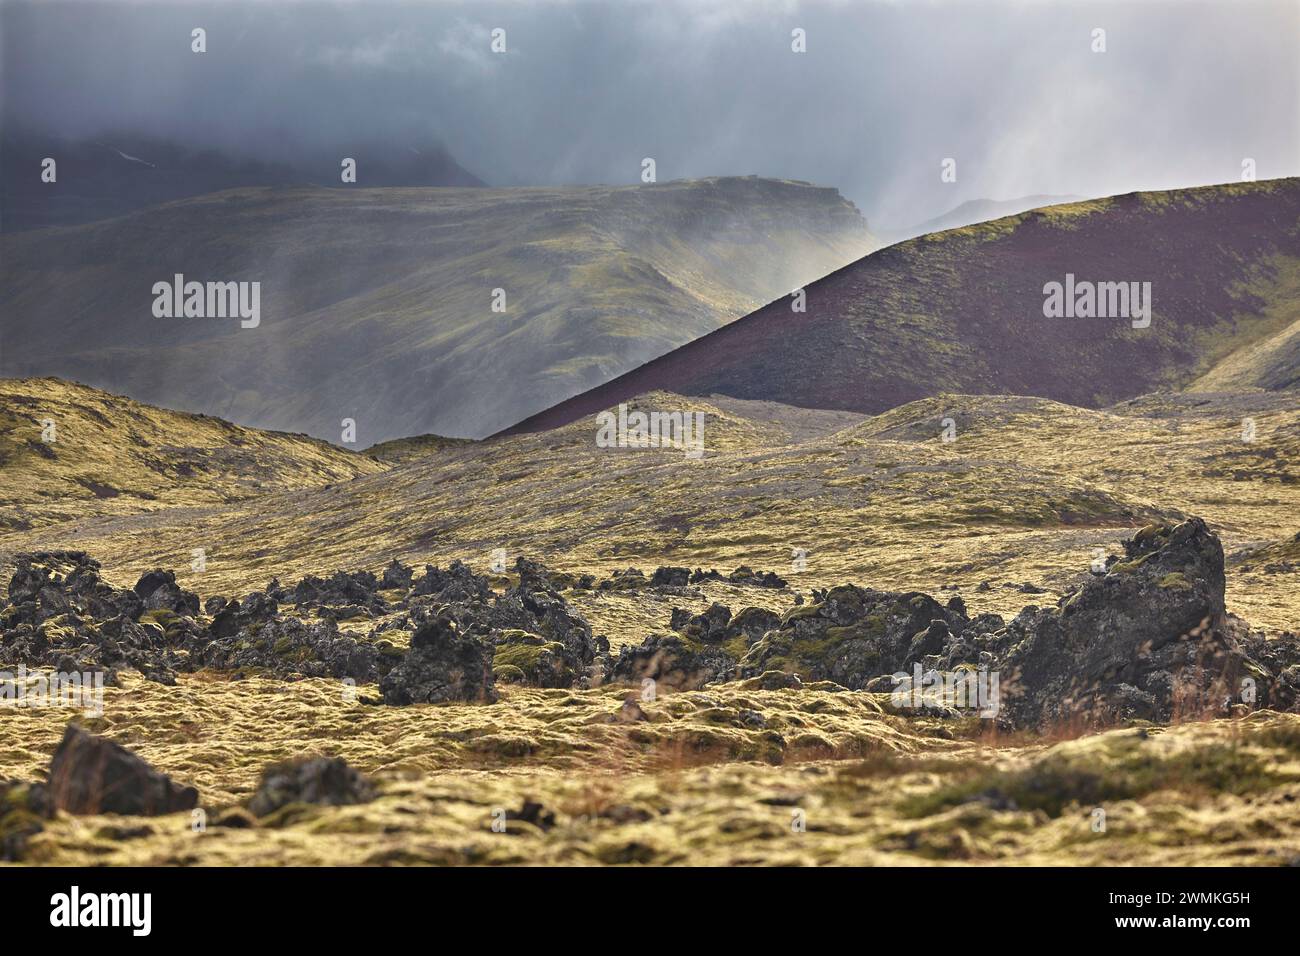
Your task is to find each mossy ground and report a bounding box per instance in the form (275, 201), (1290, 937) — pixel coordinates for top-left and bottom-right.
(2, 380), (1298, 865)
(5, 674), (1298, 866)
(6, 387), (1293, 633)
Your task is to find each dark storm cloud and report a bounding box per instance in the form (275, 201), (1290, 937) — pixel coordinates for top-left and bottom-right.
(3, 0), (1297, 230)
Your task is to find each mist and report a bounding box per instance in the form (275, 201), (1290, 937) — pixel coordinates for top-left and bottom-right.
(3, 0), (1297, 231)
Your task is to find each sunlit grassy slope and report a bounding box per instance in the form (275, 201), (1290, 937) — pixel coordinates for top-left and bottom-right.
(9, 385), (1293, 634)
(0, 377), (383, 532)
(1, 379), (1298, 865)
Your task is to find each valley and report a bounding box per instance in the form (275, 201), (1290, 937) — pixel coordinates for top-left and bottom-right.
(2, 181), (1298, 869)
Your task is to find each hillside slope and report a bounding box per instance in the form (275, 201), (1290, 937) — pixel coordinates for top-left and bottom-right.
(0, 177), (877, 442)
(502, 179), (1300, 435)
(0, 377), (383, 531)
(2, 381), (1298, 868)
(6, 383), (1296, 635)
(880, 194), (1084, 243)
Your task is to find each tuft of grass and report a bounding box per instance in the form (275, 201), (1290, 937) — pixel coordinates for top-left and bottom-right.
(901, 736), (1285, 819)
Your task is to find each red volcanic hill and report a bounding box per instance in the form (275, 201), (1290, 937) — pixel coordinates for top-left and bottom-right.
(498, 179), (1300, 436)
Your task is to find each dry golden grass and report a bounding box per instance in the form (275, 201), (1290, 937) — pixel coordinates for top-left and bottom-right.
(6, 674), (1298, 866)
(0, 378), (382, 531)
(2, 379), (1298, 865)
(5, 387), (1294, 631)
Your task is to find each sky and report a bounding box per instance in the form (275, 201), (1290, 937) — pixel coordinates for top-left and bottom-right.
(3, 0), (1297, 231)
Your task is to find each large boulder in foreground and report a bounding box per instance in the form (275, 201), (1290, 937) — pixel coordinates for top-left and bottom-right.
(45, 725), (198, 816)
(379, 613), (498, 705)
(996, 517), (1243, 728)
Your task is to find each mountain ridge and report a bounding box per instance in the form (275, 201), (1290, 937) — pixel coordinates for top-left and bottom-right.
(0, 176), (878, 442)
(499, 178), (1300, 437)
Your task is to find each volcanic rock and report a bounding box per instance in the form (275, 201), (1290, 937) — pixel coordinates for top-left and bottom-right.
(0, 552), (186, 683)
(133, 569), (200, 616)
(196, 614), (384, 682)
(610, 632), (740, 691)
(248, 756), (375, 817)
(650, 566), (691, 587)
(995, 518), (1243, 727)
(380, 559), (414, 590)
(45, 725), (198, 816)
(613, 603), (784, 691)
(411, 560), (493, 603)
(291, 569), (387, 615)
(739, 586), (967, 689)
(379, 612), (498, 704)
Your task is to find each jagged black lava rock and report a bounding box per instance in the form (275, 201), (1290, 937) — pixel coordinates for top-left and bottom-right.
(994, 518), (1269, 728)
(611, 603), (781, 691)
(248, 756), (375, 817)
(379, 612), (498, 704)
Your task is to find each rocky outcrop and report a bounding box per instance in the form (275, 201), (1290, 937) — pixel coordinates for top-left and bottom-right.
(688, 566), (788, 588)
(598, 568), (650, 592)
(609, 632), (741, 692)
(606, 518), (1300, 730)
(739, 586), (967, 690)
(722, 566), (788, 589)
(248, 756), (375, 817)
(492, 559), (607, 682)
(1238, 631), (1300, 712)
(597, 565), (788, 592)
(650, 566), (691, 588)
(196, 614), (389, 683)
(379, 612), (498, 705)
(611, 603), (782, 691)
(0, 551), (191, 684)
(45, 725), (198, 816)
(411, 560), (493, 603)
(291, 569), (389, 618)
(208, 591), (280, 640)
(133, 569), (200, 616)
(382, 558), (608, 700)
(1, 551), (609, 699)
(6, 526), (1291, 727)
(513, 557), (594, 594)
(494, 630), (581, 687)
(993, 518), (1245, 727)
(380, 559), (414, 591)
